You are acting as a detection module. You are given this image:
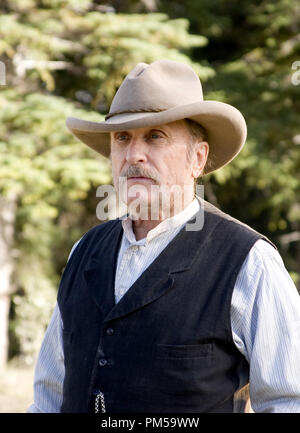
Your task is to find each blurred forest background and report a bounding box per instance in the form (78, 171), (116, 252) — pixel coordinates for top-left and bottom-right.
(0, 0), (299, 411)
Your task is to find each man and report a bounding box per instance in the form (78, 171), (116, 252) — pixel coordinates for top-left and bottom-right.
(28, 59), (300, 413)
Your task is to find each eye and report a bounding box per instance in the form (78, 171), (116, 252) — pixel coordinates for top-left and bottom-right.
(115, 132), (130, 142)
(148, 130), (165, 140)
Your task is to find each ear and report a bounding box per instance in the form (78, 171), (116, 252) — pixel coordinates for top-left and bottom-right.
(192, 141), (209, 178)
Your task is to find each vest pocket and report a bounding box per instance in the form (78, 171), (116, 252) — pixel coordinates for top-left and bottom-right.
(156, 343), (212, 359)
(153, 343), (214, 400)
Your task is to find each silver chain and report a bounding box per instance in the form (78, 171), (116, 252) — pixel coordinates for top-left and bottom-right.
(95, 391), (106, 413)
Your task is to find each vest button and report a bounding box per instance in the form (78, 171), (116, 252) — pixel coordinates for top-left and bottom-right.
(106, 327), (114, 336)
(99, 358), (108, 367)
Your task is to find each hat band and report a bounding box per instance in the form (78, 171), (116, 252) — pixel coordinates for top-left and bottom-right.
(105, 108), (164, 121)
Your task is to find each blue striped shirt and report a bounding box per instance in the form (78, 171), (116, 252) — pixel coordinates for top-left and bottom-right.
(28, 199), (300, 413)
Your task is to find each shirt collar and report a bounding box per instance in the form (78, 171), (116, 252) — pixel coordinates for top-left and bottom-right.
(121, 196), (200, 245)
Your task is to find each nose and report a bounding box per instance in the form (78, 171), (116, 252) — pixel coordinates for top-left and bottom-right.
(125, 137), (147, 164)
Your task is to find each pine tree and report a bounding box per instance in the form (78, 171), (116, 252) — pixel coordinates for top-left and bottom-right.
(0, 0), (212, 366)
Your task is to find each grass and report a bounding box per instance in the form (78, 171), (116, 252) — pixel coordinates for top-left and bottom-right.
(0, 363), (34, 413)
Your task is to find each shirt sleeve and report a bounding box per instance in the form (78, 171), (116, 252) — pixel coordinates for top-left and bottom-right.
(27, 303), (65, 413)
(231, 238), (300, 413)
(27, 239), (82, 413)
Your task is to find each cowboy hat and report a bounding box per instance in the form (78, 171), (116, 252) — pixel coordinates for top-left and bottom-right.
(66, 59), (247, 175)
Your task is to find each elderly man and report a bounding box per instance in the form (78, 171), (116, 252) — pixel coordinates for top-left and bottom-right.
(28, 60), (300, 413)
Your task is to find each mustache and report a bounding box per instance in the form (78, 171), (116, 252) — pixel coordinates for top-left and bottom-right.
(120, 165), (161, 184)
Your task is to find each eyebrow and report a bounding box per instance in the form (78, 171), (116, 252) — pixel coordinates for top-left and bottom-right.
(112, 131), (129, 136)
(112, 128), (169, 137)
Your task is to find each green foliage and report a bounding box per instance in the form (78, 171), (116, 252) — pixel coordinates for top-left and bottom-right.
(0, 88), (111, 362)
(0, 1), (212, 363)
(0, 3), (212, 102)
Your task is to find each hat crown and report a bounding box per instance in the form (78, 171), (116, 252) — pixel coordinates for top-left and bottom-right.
(107, 60), (203, 118)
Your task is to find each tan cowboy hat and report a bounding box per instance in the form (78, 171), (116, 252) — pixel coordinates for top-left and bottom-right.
(66, 59), (247, 175)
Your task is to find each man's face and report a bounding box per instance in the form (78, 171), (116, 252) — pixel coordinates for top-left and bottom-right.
(110, 120), (207, 217)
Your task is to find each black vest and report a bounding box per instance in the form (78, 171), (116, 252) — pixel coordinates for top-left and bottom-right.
(57, 200), (275, 413)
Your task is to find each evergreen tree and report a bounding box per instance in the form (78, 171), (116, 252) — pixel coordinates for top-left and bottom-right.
(0, 0), (211, 366)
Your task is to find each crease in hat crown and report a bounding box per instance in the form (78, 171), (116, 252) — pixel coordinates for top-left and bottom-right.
(106, 60), (204, 120)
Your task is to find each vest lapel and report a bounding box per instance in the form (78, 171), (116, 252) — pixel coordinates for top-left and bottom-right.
(83, 220), (123, 316)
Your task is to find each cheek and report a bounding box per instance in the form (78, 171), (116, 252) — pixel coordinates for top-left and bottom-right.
(110, 146), (124, 176)
(110, 157), (122, 187)
(111, 165), (118, 186)
(163, 153), (189, 184)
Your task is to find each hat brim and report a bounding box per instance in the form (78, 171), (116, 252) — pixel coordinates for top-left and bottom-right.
(66, 100), (247, 175)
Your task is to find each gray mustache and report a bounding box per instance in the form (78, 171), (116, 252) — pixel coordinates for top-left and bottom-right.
(120, 165), (161, 184)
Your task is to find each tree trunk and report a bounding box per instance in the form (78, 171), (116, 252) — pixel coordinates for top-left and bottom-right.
(0, 192), (17, 370)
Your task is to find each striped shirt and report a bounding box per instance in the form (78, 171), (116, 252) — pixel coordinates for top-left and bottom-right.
(28, 198), (300, 413)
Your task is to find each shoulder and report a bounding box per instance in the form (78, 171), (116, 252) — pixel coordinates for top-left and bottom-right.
(243, 238), (289, 280)
(67, 218), (121, 260)
(201, 199), (276, 249)
(203, 199), (259, 233)
(235, 238), (298, 307)
(81, 217), (121, 242)
(83, 218), (120, 240)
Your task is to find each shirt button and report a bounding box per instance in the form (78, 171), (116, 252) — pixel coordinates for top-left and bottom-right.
(99, 358), (108, 367)
(106, 327), (114, 336)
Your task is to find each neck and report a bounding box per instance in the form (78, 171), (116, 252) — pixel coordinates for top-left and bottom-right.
(132, 219), (162, 241)
(131, 192), (195, 241)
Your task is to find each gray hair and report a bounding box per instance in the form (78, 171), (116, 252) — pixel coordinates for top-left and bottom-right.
(184, 118), (214, 175)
